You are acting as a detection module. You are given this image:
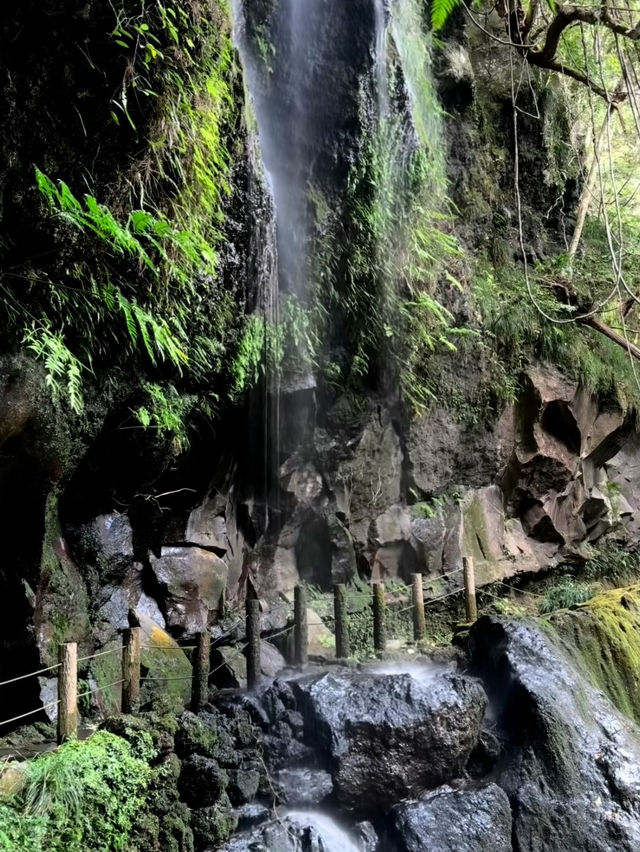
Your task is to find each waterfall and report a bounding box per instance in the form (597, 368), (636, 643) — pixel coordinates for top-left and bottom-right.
(374, 0), (389, 120)
(285, 811), (361, 852)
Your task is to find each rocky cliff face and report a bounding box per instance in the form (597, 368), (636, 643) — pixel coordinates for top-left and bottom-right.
(0, 0), (639, 721)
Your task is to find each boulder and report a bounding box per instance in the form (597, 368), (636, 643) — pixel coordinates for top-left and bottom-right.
(276, 767), (333, 805)
(291, 667), (487, 811)
(260, 640), (287, 678)
(389, 783), (512, 852)
(178, 754), (229, 807)
(89, 612), (191, 714)
(469, 613), (640, 851)
(185, 494), (228, 552)
(149, 546), (227, 634)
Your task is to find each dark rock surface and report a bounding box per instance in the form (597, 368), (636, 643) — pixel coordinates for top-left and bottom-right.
(470, 615), (640, 852)
(291, 667), (487, 811)
(389, 782), (512, 852)
(275, 767), (333, 806)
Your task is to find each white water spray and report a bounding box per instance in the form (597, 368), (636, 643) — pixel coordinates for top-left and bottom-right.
(285, 810), (361, 852)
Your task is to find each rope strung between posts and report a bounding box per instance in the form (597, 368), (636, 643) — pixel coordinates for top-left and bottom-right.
(77, 678), (125, 701)
(77, 647), (121, 663)
(207, 643), (248, 679)
(140, 675), (193, 683)
(494, 580), (545, 599)
(424, 586), (465, 606)
(0, 662), (61, 688)
(0, 699), (60, 728)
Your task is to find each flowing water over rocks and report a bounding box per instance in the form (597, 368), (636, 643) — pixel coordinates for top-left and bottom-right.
(212, 602), (640, 851)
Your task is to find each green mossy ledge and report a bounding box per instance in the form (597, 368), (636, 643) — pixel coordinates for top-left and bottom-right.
(544, 585), (640, 725)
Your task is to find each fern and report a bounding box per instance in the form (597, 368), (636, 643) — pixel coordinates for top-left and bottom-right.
(23, 325), (86, 414)
(430, 0), (460, 31)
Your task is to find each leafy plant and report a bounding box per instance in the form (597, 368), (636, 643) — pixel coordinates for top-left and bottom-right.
(0, 731), (153, 852)
(539, 577), (594, 614)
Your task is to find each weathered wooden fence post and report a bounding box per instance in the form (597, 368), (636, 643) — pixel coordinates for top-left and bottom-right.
(373, 582), (386, 653)
(246, 598), (261, 688)
(191, 631), (211, 713)
(463, 556), (478, 623)
(412, 573), (427, 642)
(333, 583), (350, 659)
(122, 627), (141, 714)
(57, 642), (78, 744)
(294, 585), (308, 666)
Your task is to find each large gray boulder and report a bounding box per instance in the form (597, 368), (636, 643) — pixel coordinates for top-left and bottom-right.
(291, 667), (487, 811)
(469, 616), (640, 852)
(149, 546), (227, 634)
(389, 783), (512, 852)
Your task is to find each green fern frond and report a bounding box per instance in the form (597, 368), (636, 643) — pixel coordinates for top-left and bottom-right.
(431, 0), (460, 31)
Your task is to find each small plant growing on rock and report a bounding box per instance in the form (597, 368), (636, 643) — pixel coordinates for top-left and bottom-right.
(539, 578), (594, 614)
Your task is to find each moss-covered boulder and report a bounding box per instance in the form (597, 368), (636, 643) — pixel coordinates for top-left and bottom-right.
(90, 612), (192, 716)
(544, 584), (640, 724)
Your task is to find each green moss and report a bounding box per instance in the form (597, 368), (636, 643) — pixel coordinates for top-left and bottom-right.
(190, 792), (237, 848)
(545, 585), (640, 724)
(0, 731), (152, 852)
(175, 713), (218, 759)
(38, 494), (91, 666)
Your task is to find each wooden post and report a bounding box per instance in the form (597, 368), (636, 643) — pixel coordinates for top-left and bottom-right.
(373, 582), (386, 653)
(463, 556), (478, 623)
(191, 631), (211, 713)
(122, 627), (141, 714)
(57, 642), (78, 744)
(294, 585), (308, 666)
(246, 599), (261, 688)
(334, 584), (350, 659)
(412, 573), (427, 642)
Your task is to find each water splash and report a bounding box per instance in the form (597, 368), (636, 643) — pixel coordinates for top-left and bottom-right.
(365, 660), (453, 684)
(373, 0), (389, 120)
(285, 810), (361, 852)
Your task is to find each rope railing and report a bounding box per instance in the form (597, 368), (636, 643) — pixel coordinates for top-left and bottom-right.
(77, 678), (125, 701)
(0, 559), (486, 744)
(0, 662), (61, 688)
(0, 699), (61, 729)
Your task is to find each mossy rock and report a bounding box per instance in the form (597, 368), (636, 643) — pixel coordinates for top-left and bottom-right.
(190, 792), (237, 848)
(175, 710), (219, 759)
(36, 494), (91, 666)
(545, 584), (640, 724)
(90, 615), (192, 716)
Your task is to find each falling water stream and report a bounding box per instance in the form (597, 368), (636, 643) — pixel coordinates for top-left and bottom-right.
(227, 4), (435, 842)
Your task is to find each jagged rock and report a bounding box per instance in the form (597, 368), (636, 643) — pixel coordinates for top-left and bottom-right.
(276, 767), (333, 805)
(191, 792), (237, 848)
(260, 640), (287, 678)
(94, 512), (133, 559)
(281, 458), (324, 501)
(469, 613), (640, 851)
(178, 754), (229, 807)
(328, 514), (357, 584)
(186, 494), (228, 552)
(210, 645), (248, 689)
(227, 765), (260, 806)
(291, 667), (487, 812)
(335, 412), (403, 544)
(354, 821), (378, 852)
(389, 783), (512, 852)
(175, 711), (219, 759)
(149, 546), (227, 635)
